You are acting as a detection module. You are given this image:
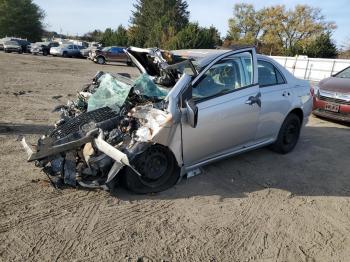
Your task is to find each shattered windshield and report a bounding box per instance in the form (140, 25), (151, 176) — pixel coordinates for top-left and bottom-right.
(133, 74), (170, 100)
(87, 73), (132, 112)
(86, 72), (170, 113)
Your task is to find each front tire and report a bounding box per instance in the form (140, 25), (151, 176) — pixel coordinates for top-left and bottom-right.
(62, 52), (68, 58)
(271, 113), (301, 154)
(122, 145), (180, 194)
(96, 56), (105, 65)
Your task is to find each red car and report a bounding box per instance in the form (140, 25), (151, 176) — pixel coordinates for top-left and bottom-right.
(312, 66), (350, 122)
(89, 46), (132, 65)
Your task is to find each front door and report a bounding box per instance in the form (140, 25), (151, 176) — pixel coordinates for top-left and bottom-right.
(181, 49), (261, 166)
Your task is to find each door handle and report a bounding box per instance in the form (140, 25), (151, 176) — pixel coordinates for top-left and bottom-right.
(282, 91), (291, 97)
(245, 93), (261, 107)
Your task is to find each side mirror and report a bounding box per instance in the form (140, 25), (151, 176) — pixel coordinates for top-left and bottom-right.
(185, 99), (198, 128)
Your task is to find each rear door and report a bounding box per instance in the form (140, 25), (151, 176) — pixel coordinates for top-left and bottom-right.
(108, 47), (125, 62)
(66, 45), (74, 55)
(255, 59), (293, 141)
(181, 49), (261, 166)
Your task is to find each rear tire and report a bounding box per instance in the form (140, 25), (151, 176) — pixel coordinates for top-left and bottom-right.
(122, 145), (180, 194)
(43, 50), (48, 56)
(271, 113), (301, 154)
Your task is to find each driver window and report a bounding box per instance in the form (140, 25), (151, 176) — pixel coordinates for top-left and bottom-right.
(192, 51), (253, 100)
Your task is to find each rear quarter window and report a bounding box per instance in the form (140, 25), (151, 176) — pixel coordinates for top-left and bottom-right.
(258, 60), (286, 87)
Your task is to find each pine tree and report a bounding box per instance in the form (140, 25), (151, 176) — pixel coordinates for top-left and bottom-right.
(305, 32), (338, 58)
(0, 0), (44, 41)
(128, 0), (189, 47)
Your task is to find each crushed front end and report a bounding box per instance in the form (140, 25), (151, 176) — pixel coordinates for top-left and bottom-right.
(21, 71), (175, 190)
(20, 47), (197, 192)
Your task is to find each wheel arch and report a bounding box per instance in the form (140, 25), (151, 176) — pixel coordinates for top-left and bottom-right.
(96, 55), (106, 61)
(287, 107), (304, 125)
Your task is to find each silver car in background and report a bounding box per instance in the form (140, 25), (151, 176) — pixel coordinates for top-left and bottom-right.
(50, 44), (83, 58)
(21, 47), (312, 194)
(3, 40), (22, 53)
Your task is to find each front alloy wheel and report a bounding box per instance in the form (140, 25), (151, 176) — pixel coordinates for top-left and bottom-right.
(122, 145), (180, 194)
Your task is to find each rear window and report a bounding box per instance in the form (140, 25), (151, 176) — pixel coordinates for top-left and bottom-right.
(5, 41), (18, 45)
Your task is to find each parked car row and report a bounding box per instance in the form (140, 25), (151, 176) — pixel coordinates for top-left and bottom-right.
(30, 42), (60, 56)
(0, 38), (101, 59)
(0, 37), (131, 66)
(0, 38), (31, 53)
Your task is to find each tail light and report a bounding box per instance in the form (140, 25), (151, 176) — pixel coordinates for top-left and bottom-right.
(310, 84), (315, 97)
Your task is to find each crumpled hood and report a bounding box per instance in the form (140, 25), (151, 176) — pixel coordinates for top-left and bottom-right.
(125, 47), (167, 77)
(319, 77), (350, 94)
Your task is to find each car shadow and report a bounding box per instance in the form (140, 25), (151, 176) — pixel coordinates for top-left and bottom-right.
(104, 62), (132, 67)
(113, 124), (350, 200)
(0, 122), (53, 135)
(312, 114), (350, 127)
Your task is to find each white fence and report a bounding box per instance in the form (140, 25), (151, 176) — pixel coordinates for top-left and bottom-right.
(271, 56), (350, 82)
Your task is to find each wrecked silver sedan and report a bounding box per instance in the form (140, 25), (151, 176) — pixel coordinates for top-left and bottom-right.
(21, 46), (312, 193)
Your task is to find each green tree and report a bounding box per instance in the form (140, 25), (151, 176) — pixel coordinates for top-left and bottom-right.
(261, 5), (336, 55)
(101, 28), (114, 46)
(304, 32), (337, 58)
(100, 26), (128, 46)
(226, 3), (337, 56)
(168, 23), (221, 49)
(227, 3), (263, 45)
(82, 30), (104, 42)
(113, 25), (128, 46)
(128, 0), (189, 47)
(0, 0), (44, 41)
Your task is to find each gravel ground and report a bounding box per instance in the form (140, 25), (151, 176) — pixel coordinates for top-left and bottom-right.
(0, 52), (350, 261)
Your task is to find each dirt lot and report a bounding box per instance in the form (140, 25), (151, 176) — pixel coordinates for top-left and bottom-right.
(0, 52), (350, 261)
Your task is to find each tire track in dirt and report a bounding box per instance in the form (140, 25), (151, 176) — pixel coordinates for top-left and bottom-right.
(0, 190), (104, 234)
(1, 230), (32, 261)
(90, 201), (173, 244)
(54, 239), (75, 262)
(55, 203), (101, 260)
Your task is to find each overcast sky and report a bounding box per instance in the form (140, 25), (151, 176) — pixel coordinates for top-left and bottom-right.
(33, 0), (349, 47)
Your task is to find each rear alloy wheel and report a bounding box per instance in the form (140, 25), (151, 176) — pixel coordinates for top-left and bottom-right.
(96, 56), (105, 65)
(123, 145), (180, 194)
(271, 113), (301, 154)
